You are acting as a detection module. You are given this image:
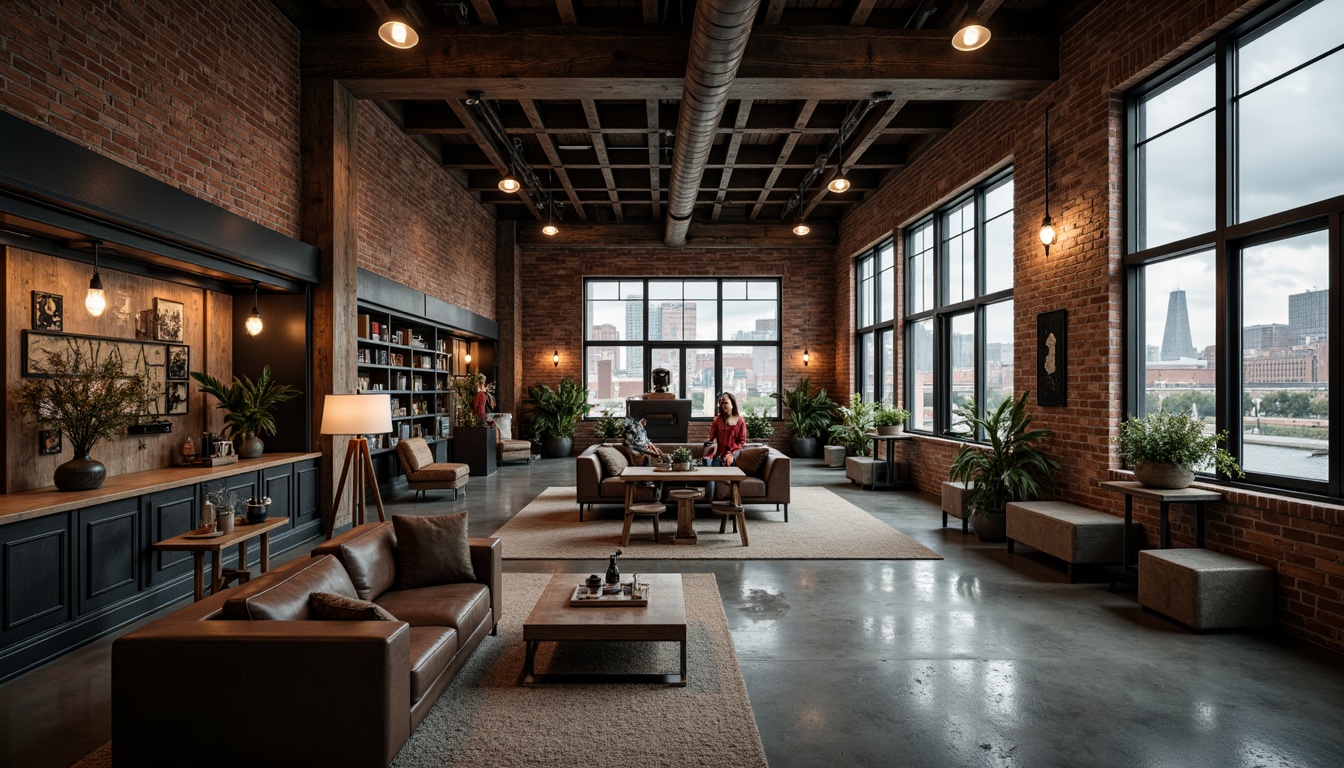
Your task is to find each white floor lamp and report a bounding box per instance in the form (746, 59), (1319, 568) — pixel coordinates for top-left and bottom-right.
(321, 393), (392, 538)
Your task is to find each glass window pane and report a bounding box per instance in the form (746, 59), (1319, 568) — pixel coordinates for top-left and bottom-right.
(984, 177), (1013, 219)
(686, 348), (718, 418)
(949, 312), (976, 435)
(588, 295), (644, 341)
(1136, 113), (1216, 249)
(877, 245), (895, 323)
(587, 345), (642, 415)
(588, 281), (617, 300)
(1138, 62), (1215, 140)
(747, 281), (776, 300)
(860, 332), (875, 403)
(907, 222), (934, 315)
(909, 319), (934, 432)
(944, 200), (975, 305)
(1237, 0), (1344, 93)
(880, 328), (895, 406)
(684, 281), (718, 300)
(984, 300), (1014, 412)
(722, 281), (746, 300)
(858, 255), (874, 328)
(723, 300), (778, 340)
(722, 346), (778, 417)
(1240, 230), (1329, 482)
(1235, 51), (1344, 223)
(648, 280), (682, 300)
(1139, 250), (1217, 425)
(983, 180), (1014, 295)
(877, 243), (893, 273)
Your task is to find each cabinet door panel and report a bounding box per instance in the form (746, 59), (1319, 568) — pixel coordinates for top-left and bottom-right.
(294, 460), (320, 526)
(1, 514), (71, 645)
(77, 499), (140, 614)
(261, 465), (294, 526)
(146, 486), (198, 586)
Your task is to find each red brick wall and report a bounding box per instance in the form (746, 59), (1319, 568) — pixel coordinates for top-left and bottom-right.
(839, 0), (1344, 653)
(0, 0), (301, 237)
(355, 101), (497, 319)
(516, 245), (838, 452)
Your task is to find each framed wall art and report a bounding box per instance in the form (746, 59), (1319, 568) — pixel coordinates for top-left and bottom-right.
(32, 291), (63, 332)
(22, 330), (170, 415)
(165, 381), (189, 415)
(39, 429), (62, 455)
(1037, 309), (1068, 407)
(154, 298), (184, 342)
(166, 345), (189, 381)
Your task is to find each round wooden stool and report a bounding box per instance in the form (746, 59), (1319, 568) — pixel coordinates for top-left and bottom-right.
(668, 488), (703, 544)
(621, 502), (666, 545)
(709, 501), (749, 547)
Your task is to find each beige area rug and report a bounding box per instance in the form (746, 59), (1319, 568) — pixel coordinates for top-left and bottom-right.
(492, 486), (942, 560)
(72, 573), (766, 768)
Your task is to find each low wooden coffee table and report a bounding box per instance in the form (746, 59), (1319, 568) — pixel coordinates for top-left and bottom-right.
(522, 573), (687, 686)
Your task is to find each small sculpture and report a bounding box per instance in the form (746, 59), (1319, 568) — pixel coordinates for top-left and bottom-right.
(605, 549), (622, 585)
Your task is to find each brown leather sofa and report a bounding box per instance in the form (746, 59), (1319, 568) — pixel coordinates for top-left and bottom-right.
(575, 442), (791, 520)
(112, 523), (501, 768)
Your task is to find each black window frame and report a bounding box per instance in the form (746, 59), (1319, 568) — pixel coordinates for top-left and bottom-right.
(855, 238), (897, 406)
(582, 276), (783, 420)
(1124, 0), (1344, 499)
(903, 167), (1015, 441)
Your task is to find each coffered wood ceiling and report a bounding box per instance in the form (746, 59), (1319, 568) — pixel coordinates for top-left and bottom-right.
(273, 0), (1098, 231)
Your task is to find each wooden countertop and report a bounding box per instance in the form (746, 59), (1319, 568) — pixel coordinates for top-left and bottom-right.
(0, 452), (322, 527)
(1099, 480), (1224, 503)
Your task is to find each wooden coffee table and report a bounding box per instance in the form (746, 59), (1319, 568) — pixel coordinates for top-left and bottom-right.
(618, 466), (746, 543)
(522, 573), (687, 686)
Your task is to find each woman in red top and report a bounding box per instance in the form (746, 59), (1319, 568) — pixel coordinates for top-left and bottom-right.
(704, 392), (747, 466)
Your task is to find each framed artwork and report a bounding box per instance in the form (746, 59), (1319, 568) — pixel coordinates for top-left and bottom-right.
(165, 382), (189, 415)
(166, 345), (189, 381)
(1037, 309), (1068, 407)
(31, 291), (63, 332)
(154, 298), (184, 342)
(39, 429), (62, 455)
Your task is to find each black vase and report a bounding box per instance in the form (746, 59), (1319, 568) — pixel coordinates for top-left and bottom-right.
(54, 454), (107, 491)
(606, 555), (620, 585)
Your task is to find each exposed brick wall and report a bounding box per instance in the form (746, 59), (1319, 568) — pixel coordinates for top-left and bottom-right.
(0, 0), (301, 237)
(516, 245), (838, 453)
(838, 0), (1343, 652)
(355, 101), (496, 319)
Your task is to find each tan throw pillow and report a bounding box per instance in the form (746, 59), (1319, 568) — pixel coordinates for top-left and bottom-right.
(593, 445), (629, 477)
(735, 447), (770, 477)
(392, 512), (475, 589)
(309, 591), (397, 621)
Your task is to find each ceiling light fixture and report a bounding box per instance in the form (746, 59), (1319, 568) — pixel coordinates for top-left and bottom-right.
(85, 240), (106, 317)
(377, 9), (419, 49)
(498, 170), (521, 194)
(245, 281), (264, 336)
(541, 179), (561, 236)
(952, 5), (991, 51)
(1039, 105), (1057, 256)
(828, 133), (851, 193)
(793, 221), (811, 237)
(781, 92), (890, 224)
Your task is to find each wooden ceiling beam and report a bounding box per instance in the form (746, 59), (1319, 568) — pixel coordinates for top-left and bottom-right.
(581, 99), (623, 221)
(712, 100), (753, 222)
(446, 98), (542, 219)
(520, 100), (587, 220)
(467, 0), (499, 25)
(517, 221), (838, 249)
(301, 27), (1058, 101)
(803, 98), (906, 219)
(849, 0), (879, 26)
(643, 0), (659, 25)
(750, 99), (817, 221)
(647, 100), (661, 219)
(763, 0), (787, 24)
(556, 0), (578, 26)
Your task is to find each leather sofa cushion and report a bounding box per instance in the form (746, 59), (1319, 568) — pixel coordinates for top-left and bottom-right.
(716, 477), (767, 500)
(407, 626), (459, 704)
(220, 556), (358, 620)
(413, 463), (470, 482)
(331, 523), (398, 600)
(735, 447), (770, 477)
(309, 591), (398, 622)
(599, 477), (657, 500)
(376, 583), (491, 635)
(393, 513), (475, 588)
(594, 446), (628, 477)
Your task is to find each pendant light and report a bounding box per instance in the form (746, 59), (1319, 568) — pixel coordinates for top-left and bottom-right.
(542, 191), (560, 236)
(793, 220), (811, 237)
(84, 240), (106, 317)
(952, 5), (991, 51)
(245, 281), (264, 336)
(827, 134), (851, 193)
(377, 8), (419, 49)
(498, 168), (521, 194)
(1039, 105), (1057, 256)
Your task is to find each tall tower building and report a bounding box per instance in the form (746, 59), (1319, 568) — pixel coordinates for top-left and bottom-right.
(1289, 288), (1328, 342)
(624, 296), (644, 376)
(1161, 289), (1197, 360)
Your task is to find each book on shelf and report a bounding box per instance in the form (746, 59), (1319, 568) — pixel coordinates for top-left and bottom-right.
(358, 314), (370, 338)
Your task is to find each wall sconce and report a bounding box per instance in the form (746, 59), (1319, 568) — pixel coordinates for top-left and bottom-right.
(553, 349), (560, 367)
(84, 240), (106, 317)
(952, 4), (991, 51)
(377, 9), (419, 49)
(244, 281), (263, 336)
(803, 347), (811, 367)
(1040, 105), (1057, 256)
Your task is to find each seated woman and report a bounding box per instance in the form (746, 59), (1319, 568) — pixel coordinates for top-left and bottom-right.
(703, 392), (748, 500)
(621, 417), (664, 462)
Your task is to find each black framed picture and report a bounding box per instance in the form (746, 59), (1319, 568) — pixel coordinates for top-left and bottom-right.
(154, 298), (184, 342)
(32, 291), (63, 332)
(1037, 309), (1068, 407)
(165, 381), (189, 415)
(166, 345), (189, 380)
(39, 429), (62, 455)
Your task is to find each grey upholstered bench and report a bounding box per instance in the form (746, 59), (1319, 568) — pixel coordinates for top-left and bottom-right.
(845, 456), (885, 489)
(1138, 548), (1273, 631)
(941, 481), (973, 533)
(1006, 501), (1132, 582)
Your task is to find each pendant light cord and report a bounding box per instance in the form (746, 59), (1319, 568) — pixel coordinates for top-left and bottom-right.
(1043, 105), (1050, 217)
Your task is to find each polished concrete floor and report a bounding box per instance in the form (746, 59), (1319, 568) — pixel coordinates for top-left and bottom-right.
(4, 458), (1344, 768)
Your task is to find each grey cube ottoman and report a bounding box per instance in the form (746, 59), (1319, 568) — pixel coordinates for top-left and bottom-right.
(845, 456), (885, 488)
(823, 445), (847, 467)
(1005, 501), (1133, 582)
(941, 481), (973, 533)
(1138, 548), (1273, 631)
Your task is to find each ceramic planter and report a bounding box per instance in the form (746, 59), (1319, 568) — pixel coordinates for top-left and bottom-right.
(54, 454), (107, 491)
(237, 435), (265, 459)
(970, 507), (1007, 542)
(1134, 462), (1194, 489)
(791, 436), (819, 458)
(542, 436), (573, 458)
(876, 425), (904, 436)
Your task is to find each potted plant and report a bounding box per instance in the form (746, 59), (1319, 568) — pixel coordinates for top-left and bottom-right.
(669, 446), (695, 471)
(948, 392), (1059, 542)
(744, 406), (775, 444)
(526, 377), (592, 458)
(771, 378), (832, 458)
(1114, 409), (1242, 489)
(451, 372), (494, 428)
(191, 366), (299, 458)
(874, 404), (910, 436)
(827, 392), (877, 457)
(18, 350), (149, 491)
(591, 408), (623, 442)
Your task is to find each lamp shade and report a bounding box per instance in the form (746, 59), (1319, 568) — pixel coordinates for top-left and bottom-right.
(320, 394), (392, 435)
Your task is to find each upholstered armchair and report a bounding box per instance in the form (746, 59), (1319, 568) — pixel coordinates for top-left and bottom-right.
(490, 413), (534, 464)
(395, 437), (469, 500)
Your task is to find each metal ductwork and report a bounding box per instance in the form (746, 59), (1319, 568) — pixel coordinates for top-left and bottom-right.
(663, 0), (761, 247)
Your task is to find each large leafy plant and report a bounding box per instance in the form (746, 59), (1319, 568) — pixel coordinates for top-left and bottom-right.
(591, 408), (623, 440)
(18, 350), (148, 456)
(526, 377), (592, 440)
(191, 366), (299, 440)
(874, 404), (910, 427)
(744, 407), (775, 440)
(451, 372), (494, 427)
(771, 378), (833, 439)
(948, 392), (1059, 512)
(828, 392), (877, 456)
(1114, 410), (1242, 478)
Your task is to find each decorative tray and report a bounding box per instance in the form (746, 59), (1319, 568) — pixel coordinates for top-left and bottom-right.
(652, 464), (696, 472)
(182, 455), (239, 467)
(184, 530), (225, 539)
(569, 584), (649, 607)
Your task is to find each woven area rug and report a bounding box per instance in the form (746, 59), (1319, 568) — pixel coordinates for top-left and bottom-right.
(492, 486), (942, 560)
(72, 573), (767, 768)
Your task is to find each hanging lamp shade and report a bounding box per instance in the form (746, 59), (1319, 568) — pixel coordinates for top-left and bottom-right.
(85, 240), (106, 317)
(952, 15), (991, 51)
(378, 15), (419, 49)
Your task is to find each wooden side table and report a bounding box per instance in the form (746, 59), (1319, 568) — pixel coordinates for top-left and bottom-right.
(1098, 481), (1223, 580)
(152, 517), (289, 601)
(866, 432), (913, 489)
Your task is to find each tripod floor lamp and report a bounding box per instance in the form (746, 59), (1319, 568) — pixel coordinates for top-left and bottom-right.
(321, 393), (392, 538)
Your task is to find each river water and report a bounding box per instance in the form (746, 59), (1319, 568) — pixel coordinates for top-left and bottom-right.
(1244, 443), (1328, 481)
